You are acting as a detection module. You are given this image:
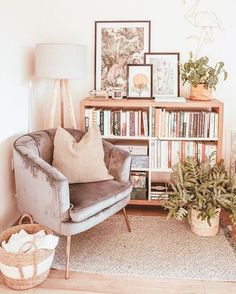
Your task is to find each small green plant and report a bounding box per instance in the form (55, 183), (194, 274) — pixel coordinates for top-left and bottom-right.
(163, 154), (236, 226)
(180, 52), (228, 90)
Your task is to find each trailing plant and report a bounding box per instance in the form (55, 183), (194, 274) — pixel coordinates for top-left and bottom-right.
(163, 154), (236, 226)
(180, 52), (228, 90)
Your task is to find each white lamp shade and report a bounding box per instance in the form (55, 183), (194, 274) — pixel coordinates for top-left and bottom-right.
(35, 43), (86, 79)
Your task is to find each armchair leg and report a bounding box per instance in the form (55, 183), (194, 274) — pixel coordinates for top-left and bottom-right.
(65, 235), (71, 279)
(122, 208), (131, 232)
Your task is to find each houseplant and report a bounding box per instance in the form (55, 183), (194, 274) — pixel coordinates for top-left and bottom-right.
(180, 52), (228, 100)
(163, 154), (236, 236)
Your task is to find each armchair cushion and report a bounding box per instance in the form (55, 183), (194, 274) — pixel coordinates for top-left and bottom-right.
(53, 126), (113, 184)
(69, 180), (132, 222)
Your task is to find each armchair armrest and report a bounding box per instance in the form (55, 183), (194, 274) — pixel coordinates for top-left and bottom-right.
(13, 148), (70, 234)
(103, 141), (131, 182)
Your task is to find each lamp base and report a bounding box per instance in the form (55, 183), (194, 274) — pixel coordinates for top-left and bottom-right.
(49, 79), (76, 129)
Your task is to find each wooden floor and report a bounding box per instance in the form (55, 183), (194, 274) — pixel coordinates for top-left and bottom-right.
(0, 206), (236, 294)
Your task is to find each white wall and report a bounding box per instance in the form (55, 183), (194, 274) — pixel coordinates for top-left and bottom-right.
(0, 0), (236, 230)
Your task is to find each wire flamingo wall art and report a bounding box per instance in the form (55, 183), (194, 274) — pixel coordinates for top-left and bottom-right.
(183, 0), (224, 58)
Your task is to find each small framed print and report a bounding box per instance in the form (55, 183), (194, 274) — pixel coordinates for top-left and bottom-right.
(127, 64), (153, 99)
(144, 52), (180, 97)
(95, 20), (151, 95)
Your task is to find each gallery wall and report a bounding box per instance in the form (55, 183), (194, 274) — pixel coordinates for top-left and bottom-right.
(0, 0), (236, 230)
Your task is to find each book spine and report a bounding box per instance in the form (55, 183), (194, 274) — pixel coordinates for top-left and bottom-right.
(100, 110), (104, 135)
(130, 111), (135, 136)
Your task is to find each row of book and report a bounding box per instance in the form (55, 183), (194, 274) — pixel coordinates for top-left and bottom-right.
(84, 108), (149, 136)
(151, 140), (217, 169)
(152, 108), (218, 139)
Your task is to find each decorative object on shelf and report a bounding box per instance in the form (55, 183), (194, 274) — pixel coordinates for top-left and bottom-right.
(131, 155), (149, 169)
(89, 90), (108, 100)
(95, 20), (151, 95)
(111, 87), (123, 99)
(130, 171), (147, 188)
(151, 182), (170, 200)
(35, 43), (86, 128)
(144, 52), (180, 98)
(115, 141), (148, 155)
(163, 154), (236, 236)
(179, 52), (227, 101)
(127, 64), (153, 99)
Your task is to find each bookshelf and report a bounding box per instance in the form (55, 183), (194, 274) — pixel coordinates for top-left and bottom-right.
(79, 98), (224, 206)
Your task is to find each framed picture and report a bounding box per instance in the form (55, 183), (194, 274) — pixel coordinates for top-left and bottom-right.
(95, 20), (151, 95)
(127, 64), (153, 99)
(144, 52), (180, 97)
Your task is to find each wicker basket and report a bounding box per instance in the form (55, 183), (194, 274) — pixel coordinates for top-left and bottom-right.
(0, 214), (55, 290)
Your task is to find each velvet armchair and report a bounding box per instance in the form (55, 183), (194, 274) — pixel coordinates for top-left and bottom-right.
(13, 128), (132, 278)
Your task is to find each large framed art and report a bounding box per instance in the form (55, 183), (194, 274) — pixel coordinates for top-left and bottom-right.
(144, 52), (180, 98)
(95, 20), (151, 95)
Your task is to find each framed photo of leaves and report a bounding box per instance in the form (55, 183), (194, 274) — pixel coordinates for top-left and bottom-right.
(127, 64), (153, 99)
(95, 20), (151, 96)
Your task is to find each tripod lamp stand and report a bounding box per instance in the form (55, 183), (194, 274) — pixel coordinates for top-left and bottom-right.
(35, 43), (86, 128)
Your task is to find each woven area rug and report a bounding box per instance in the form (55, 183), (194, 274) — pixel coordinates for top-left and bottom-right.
(52, 215), (236, 281)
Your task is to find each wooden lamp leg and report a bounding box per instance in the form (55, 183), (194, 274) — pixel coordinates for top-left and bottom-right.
(60, 80), (65, 128)
(65, 235), (71, 279)
(122, 208), (131, 232)
(64, 79), (77, 129)
(49, 79), (59, 128)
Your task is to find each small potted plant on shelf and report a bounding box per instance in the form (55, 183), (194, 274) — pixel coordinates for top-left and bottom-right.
(180, 52), (228, 101)
(163, 154), (236, 236)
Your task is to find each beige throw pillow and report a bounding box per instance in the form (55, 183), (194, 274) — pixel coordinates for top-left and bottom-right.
(52, 126), (113, 184)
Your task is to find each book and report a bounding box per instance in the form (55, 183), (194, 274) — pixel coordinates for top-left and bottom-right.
(155, 96), (186, 102)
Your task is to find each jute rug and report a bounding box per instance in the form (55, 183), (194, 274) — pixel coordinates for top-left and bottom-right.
(52, 215), (236, 281)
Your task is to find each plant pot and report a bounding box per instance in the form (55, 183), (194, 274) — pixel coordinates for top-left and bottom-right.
(189, 208), (221, 236)
(232, 225), (236, 241)
(190, 84), (212, 101)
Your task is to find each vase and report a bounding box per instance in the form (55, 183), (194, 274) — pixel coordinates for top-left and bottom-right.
(190, 84), (212, 101)
(189, 208), (221, 236)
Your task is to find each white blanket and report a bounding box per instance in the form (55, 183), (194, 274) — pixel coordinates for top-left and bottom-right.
(1, 229), (59, 253)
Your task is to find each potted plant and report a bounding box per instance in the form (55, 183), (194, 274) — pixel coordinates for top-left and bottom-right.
(163, 154), (236, 236)
(180, 52), (228, 101)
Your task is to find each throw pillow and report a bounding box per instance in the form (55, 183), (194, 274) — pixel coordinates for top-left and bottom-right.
(52, 126), (113, 184)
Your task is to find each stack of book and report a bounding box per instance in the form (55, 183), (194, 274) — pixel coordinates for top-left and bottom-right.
(151, 140), (216, 169)
(152, 108), (218, 139)
(151, 182), (170, 200)
(130, 171), (147, 200)
(84, 108), (149, 136)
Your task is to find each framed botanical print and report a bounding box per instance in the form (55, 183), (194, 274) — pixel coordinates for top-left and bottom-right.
(144, 52), (180, 97)
(95, 20), (151, 95)
(127, 64), (153, 99)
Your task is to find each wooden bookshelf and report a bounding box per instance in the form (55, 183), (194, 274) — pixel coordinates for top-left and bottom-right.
(79, 97), (224, 206)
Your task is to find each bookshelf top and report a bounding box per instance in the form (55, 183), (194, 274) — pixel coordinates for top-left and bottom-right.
(81, 97), (223, 109)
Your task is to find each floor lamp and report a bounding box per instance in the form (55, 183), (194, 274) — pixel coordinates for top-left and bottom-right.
(35, 43), (86, 128)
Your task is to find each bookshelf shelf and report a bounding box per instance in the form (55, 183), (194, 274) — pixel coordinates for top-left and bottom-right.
(129, 199), (161, 206)
(79, 97), (224, 206)
(153, 137), (218, 141)
(102, 135), (149, 141)
(131, 168), (149, 172)
(150, 168), (172, 172)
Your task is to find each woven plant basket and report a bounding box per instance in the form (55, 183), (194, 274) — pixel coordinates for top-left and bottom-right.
(0, 214), (55, 290)
(189, 208), (221, 237)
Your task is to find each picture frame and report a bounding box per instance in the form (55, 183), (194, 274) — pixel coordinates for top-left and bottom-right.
(95, 20), (151, 96)
(144, 52), (180, 97)
(127, 64), (153, 99)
